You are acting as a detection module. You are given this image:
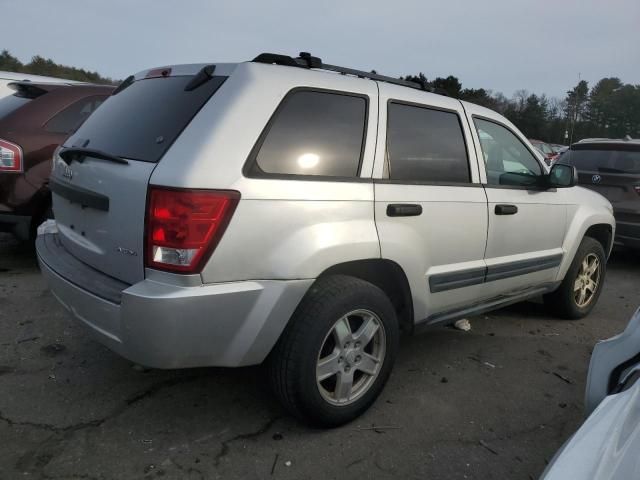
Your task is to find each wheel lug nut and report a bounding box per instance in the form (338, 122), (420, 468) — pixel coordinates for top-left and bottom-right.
(355, 342), (360, 348)
(345, 366), (351, 372)
(355, 355), (361, 362)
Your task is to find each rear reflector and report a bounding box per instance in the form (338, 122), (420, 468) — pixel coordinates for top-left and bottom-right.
(145, 187), (240, 273)
(0, 139), (23, 173)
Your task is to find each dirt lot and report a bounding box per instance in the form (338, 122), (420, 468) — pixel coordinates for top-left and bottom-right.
(0, 234), (638, 480)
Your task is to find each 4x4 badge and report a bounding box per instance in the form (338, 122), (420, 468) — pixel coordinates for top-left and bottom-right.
(62, 165), (73, 180)
(592, 174), (602, 184)
(116, 246), (137, 256)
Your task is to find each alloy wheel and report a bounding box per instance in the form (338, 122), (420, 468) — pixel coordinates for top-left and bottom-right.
(316, 309), (387, 406)
(574, 253), (601, 308)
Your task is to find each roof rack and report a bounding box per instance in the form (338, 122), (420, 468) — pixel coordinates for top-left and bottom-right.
(252, 52), (448, 96)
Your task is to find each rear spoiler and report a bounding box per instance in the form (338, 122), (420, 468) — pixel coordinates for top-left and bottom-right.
(8, 81), (55, 99)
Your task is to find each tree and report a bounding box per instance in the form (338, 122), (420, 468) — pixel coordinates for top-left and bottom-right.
(403, 72), (428, 86)
(460, 88), (499, 110)
(565, 80), (589, 143)
(0, 50), (22, 71)
(0, 49), (116, 84)
(431, 75), (462, 98)
(587, 77), (623, 135)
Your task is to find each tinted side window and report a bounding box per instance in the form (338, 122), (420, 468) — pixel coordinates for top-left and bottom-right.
(474, 118), (542, 186)
(386, 103), (470, 183)
(251, 90), (367, 177)
(45, 96), (107, 134)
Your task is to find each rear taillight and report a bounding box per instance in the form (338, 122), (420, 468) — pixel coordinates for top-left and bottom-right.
(0, 139), (23, 173)
(145, 187), (240, 273)
(634, 185), (640, 196)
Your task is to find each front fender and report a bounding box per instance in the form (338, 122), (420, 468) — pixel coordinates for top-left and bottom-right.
(558, 199), (615, 281)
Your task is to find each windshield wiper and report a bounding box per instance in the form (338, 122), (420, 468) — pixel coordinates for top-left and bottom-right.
(59, 147), (129, 165)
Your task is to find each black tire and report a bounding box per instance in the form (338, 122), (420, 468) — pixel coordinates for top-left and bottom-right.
(267, 275), (399, 427)
(544, 236), (606, 319)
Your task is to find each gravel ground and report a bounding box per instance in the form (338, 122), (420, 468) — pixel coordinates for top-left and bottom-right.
(1, 234), (638, 480)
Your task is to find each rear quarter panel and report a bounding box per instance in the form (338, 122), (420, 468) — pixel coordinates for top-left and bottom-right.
(149, 63), (381, 283)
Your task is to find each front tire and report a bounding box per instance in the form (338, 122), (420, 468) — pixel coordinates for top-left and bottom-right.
(268, 275), (399, 427)
(544, 236), (606, 319)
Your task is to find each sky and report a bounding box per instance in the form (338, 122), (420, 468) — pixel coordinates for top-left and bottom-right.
(3, 0), (639, 99)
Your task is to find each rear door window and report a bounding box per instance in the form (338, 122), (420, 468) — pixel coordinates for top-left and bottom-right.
(64, 75), (226, 163)
(44, 96), (107, 134)
(386, 102), (470, 183)
(249, 90), (367, 178)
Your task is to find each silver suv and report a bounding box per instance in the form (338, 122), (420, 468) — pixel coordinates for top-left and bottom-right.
(37, 53), (615, 426)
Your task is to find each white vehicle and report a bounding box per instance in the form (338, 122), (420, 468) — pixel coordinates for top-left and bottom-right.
(542, 307), (640, 479)
(37, 53), (615, 426)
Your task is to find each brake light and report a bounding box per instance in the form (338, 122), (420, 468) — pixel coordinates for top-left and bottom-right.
(0, 139), (23, 173)
(145, 187), (240, 273)
(146, 67), (172, 78)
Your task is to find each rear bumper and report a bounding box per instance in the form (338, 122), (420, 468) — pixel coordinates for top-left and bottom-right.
(36, 233), (312, 368)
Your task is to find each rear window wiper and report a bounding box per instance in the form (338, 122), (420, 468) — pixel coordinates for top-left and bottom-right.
(184, 64), (216, 91)
(59, 147), (129, 165)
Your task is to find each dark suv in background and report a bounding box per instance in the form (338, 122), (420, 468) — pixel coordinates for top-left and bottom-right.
(0, 81), (113, 240)
(560, 138), (640, 249)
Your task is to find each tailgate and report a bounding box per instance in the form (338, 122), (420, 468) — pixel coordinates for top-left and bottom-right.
(48, 65), (228, 285)
(51, 154), (155, 284)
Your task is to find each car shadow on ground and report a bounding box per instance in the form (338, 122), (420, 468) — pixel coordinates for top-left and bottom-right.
(609, 246), (640, 266)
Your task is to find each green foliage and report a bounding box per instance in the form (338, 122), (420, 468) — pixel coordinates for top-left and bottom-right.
(0, 49), (117, 85)
(2, 49), (637, 143)
(402, 69), (640, 144)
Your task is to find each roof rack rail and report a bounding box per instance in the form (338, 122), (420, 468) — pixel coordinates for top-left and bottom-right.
(252, 52), (448, 96)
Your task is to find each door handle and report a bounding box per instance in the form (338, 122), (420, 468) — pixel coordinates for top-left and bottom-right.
(387, 204), (423, 217)
(495, 204), (518, 215)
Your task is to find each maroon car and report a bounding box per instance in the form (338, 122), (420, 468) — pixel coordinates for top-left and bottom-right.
(0, 81), (114, 240)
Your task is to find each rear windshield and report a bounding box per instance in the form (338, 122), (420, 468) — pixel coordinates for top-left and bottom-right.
(64, 75), (226, 163)
(0, 94), (31, 120)
(560, 148), (640, 174)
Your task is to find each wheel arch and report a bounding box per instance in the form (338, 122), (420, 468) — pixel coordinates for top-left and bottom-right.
(584, 223), (613, 258)
(558, 203), (615, 282)
(317, 259), (415, 333)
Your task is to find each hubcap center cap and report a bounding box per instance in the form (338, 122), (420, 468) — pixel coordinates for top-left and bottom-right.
(345, 348), (359, 366)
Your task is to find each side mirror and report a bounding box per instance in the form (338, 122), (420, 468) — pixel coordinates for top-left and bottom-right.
(548, 163), (578, 188)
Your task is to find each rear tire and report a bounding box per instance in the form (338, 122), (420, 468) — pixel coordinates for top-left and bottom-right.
(268, 275), (399, 427)
(544, 236), (606, 319)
